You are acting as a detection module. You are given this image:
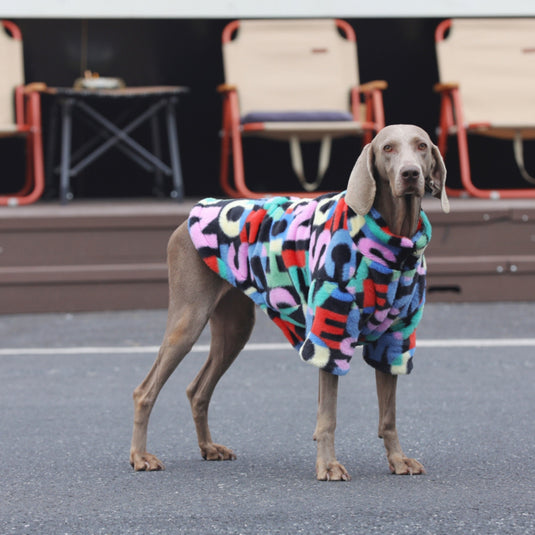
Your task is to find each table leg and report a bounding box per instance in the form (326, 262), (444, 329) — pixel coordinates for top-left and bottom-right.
(59, 98), (74, 204)
(165, 96), (184, 200)
(150, 113), (164, 196)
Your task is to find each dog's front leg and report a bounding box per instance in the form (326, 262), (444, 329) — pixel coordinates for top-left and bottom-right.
(313, 370), (350, 481)
(375, 369), (425, 475)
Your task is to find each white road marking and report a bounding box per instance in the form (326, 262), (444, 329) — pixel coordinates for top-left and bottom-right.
(1, 339), (535, 356)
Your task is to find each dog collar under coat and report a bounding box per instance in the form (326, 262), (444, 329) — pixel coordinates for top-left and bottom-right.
(187, 192), (431, 376)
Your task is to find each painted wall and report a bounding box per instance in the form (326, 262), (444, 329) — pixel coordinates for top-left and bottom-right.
(3, 0), (535, 18)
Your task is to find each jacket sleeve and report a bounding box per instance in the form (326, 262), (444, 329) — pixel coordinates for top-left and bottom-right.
(362, 330), (416, 375)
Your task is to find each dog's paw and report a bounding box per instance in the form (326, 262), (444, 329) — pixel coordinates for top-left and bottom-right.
(200, 443), (236, 461)
(388, 454), (425, 475)
(130, 451), (165, 471)
(316, 460), (351, 481)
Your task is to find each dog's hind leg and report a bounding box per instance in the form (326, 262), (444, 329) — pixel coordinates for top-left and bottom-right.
(130, 224), (228, 471)
(130, 310), (208, 471)
(186, 288), (255, 461)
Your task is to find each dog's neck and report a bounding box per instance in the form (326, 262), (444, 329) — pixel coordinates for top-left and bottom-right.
(373, 191), (422, 238)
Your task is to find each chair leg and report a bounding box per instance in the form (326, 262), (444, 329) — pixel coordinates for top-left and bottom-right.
(228, 104), (254, 197)
(219, 101), (240, 197)
(28, 122), (46, 204)
(437, 95), (450, 158)
(437, 93), (465, 198)
(225, 91), (258, 197)
(452, 86), (535, 199)
(0, 92), (45, 206)
(23, 91), (45, 204)
(230, 126), (254, 197)
(455, 124), (477, 197)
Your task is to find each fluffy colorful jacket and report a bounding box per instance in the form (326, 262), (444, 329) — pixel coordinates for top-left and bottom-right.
(188, 192), (431, 376)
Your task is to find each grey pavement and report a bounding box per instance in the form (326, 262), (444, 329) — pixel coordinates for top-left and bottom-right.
(1, 302), (535, 534)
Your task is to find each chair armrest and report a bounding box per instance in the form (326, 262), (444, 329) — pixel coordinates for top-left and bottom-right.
(359, 80), (388, 93)
(24, 82), (48, 94)
(353, 81), (387, 130)
(434, 82), (459, 93)
(217, 84), (237, 94)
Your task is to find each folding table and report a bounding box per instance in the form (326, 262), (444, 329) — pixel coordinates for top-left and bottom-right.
(46, 86), (188, 203)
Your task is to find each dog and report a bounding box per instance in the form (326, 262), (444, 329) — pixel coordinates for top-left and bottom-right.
(130, 124), (449, 481)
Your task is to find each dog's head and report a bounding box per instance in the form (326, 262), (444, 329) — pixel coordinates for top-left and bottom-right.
(346, 124), (449, 215)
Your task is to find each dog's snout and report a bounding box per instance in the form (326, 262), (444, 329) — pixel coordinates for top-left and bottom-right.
(400, 165), (420, 182)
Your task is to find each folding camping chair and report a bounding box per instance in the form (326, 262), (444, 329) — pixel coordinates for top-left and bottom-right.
(435, 18), (535, 199)
(218, 19), (387, 198)
(0, 20), (45, 206)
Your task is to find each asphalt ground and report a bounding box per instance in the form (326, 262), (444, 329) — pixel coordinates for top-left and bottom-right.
(1, 302), (535, 534)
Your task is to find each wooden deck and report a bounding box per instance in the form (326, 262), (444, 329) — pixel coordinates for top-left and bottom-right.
(1, 196), (534, 314)
(423, 197), (535, 303)
(0, 199), (195, 314)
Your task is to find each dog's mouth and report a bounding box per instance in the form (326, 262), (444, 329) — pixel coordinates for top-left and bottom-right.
(396, 185), (424, 198)
(396, 177), (425, 197)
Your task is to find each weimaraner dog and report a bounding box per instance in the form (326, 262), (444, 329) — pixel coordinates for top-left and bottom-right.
(130, 124), (449, 481)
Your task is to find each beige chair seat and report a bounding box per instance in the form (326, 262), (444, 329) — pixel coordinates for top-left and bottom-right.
(0, 124), (27, 135)
(243, 120), (365, 141)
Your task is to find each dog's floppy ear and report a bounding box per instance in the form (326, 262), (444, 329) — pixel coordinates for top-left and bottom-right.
(346, 143), (376, 216)
(427, 144), (450, 214)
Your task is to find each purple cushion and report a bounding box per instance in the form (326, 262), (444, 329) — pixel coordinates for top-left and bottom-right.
(241, 110), (354, 124)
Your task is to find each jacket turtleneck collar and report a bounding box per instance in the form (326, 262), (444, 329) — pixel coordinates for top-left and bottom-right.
(348, 206), (432, 271)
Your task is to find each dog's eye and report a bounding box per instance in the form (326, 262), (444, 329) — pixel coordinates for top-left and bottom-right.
(383, 144), (393, 152)
(418, 142), (428, 150)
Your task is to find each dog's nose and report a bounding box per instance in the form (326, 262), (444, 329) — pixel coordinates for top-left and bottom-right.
(400, 165), (420, 182)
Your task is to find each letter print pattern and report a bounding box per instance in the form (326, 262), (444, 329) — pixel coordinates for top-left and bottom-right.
(188, 192), (431, 376)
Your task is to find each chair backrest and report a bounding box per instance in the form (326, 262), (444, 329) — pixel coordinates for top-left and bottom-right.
(222, 19), (359, 117)
(436, 18), (535, 127)
(0, 21), (24, 126)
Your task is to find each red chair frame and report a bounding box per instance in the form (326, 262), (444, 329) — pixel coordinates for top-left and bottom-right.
(434, 18), (535, 199)
(218, 19), (386, 198)
(0, 20), (45, 206)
